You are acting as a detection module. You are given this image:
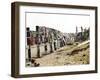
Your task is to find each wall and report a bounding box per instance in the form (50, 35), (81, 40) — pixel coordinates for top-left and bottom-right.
(0, 0), (100, 80)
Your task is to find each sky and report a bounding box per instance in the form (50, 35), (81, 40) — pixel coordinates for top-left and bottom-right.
(26, 12), (90, 33)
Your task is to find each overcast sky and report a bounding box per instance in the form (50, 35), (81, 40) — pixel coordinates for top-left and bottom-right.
(26, 12), (90, 33)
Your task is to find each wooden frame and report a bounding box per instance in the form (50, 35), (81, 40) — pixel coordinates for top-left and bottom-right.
(11, 2), (98, 78)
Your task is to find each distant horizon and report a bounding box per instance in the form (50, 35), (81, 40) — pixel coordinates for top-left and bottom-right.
(27, 26), (89, 34)
(26, 12), (90, 33)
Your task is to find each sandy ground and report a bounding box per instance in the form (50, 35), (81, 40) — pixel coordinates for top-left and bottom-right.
(26, 41), (89, 67)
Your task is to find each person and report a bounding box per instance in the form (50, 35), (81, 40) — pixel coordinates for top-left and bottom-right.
(54, 39), (57, 50)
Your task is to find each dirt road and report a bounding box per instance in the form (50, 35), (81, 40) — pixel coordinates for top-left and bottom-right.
(32, 41), (89, 67)
(26, 40), (89, 67)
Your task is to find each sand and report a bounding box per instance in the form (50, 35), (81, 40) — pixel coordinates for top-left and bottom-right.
(31, 41), (90, 67)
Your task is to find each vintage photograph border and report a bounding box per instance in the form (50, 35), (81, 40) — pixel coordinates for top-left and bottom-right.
(11, 2), (98, 78)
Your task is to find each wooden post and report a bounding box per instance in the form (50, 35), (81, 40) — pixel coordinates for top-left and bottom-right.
(36, 26), (40, 58)
(44, 28), (48, 53)
(26, 27), (31, 61)
(28, 45), (31, 61)
(76, 26), (78, 42)
(81, 26), (83, 41)
(49, 31), (53, 53)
